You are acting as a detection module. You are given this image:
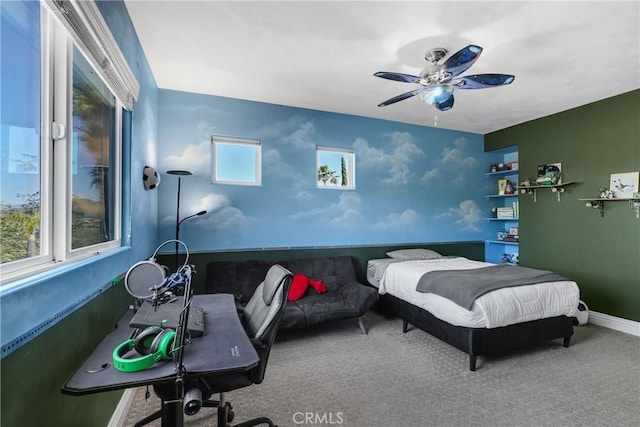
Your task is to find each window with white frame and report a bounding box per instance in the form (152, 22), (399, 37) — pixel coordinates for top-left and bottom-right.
(316, 146), (355, 189)
(0, 0), (138, 283)
(211, 136), (261, 185)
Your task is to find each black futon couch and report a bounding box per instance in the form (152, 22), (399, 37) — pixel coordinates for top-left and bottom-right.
(206, 255), (379, 333)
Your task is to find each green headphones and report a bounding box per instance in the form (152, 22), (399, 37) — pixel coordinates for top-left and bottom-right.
(112, 326), (176, 373)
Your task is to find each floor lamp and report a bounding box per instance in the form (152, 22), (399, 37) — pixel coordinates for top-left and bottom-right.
(166, 170), (207, 271)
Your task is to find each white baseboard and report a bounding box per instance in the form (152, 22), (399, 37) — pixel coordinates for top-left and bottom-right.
(108, 388), (136, 427)
(588, 311), (640, 337)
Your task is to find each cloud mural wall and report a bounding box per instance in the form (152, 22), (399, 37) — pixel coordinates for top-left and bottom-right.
(156, 89), (493, 251)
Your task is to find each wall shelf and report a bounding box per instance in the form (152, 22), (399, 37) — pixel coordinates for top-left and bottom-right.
(517, 181), (577, 203)
(485, 147), (518, 265)
(485, 240), (519, 246)
(578, 197), (640, 218)
(486, 194), (518, 199)
(485, 169), (518, 178)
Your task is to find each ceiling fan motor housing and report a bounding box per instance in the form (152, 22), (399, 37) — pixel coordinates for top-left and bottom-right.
(419, 64), (452, 85)
(424, 47), (448, 64)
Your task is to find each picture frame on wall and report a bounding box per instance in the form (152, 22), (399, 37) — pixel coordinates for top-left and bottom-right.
(610, 172), (639, 199)
(537, 162), (562, 185)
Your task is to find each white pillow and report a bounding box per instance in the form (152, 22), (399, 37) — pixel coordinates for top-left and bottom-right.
(385, 249), (443, 260)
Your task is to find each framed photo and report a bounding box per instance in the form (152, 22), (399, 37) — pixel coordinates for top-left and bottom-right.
(610, 172), (639, 199)
(508, 227), (519, 236)
(537, 162), (562, 185)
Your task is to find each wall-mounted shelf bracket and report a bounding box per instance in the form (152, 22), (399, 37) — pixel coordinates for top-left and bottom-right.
(517, 181), (576, 203)
(581, 199), (606, 217)
(630, 199), (640, 219)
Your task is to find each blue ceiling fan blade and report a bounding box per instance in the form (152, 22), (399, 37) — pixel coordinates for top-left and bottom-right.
(374, 71), (422, 84)
(441, 45), (483, 77)
(377, 88), (425, 107)
(453, 74), (515, 89)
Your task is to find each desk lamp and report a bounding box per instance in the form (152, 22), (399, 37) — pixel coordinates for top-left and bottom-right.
(166, 170), (207, 271)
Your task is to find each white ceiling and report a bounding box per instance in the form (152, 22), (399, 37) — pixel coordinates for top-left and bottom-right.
(124, 1), (640, 134)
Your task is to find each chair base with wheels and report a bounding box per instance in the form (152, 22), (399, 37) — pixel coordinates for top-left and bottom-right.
(203, 392), (277, 427)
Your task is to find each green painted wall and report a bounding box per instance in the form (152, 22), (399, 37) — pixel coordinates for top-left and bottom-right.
(0, 285), (130, 427)
(486, 90), (640, 322)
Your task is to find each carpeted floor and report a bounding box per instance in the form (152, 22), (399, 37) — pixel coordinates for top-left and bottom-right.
(123, 311), (640, 427)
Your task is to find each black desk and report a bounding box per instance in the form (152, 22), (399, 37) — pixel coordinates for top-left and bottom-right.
(62, 294), (258, 425)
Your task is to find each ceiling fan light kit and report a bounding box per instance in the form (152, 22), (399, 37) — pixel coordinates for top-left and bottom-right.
(374, 44), (514, 112)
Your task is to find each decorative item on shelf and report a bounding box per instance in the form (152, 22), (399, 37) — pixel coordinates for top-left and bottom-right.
(496, 231), (508, 241)
(496, 206), (514, 219)
(491, 206), (497, 218)
(508, 161), (519, 171)
(498, 179), (508, 195)
(599, 188), (615, 199)
(609, 171), (639, 199)
(504, 180), (515, 195)
(501, 253), (514, 264)
(519, 178), (535, 194)
(490, 164), (498, 173)
(497, 162), (510, 171)
(503, 226), (519, 242)
(537, 163), (562, 185)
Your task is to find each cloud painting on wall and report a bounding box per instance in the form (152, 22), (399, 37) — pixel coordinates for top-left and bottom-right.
(155, 89), (491, 251)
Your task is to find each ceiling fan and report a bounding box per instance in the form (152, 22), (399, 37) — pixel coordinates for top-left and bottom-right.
(374, 45), (514, 111)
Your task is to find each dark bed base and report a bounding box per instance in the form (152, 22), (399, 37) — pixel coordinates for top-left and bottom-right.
(376, 293), (574, 371)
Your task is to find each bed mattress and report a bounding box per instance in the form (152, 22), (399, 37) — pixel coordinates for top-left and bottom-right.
(367, 257), (579, 328)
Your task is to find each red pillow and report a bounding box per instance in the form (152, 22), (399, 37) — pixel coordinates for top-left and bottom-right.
(288, 274), (309, 302)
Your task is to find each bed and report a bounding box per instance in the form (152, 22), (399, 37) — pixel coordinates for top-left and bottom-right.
(367, 249), (580, 371)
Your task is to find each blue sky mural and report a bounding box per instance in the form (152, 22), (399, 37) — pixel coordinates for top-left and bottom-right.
(156, 89), (494, 251)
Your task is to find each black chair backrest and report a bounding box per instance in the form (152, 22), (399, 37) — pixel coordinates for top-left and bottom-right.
(245, 264), (292, 384)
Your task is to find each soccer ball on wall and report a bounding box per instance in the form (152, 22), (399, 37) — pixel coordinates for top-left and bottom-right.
(142, 166), (160, 190)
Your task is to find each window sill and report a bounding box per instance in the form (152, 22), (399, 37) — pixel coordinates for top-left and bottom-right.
(1, 246), (131, 293)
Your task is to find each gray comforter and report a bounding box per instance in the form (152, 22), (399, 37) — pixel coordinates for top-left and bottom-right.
(415, 264), (569, 310)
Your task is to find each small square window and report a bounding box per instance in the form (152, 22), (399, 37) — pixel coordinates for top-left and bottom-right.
(316, 146), (355, 190)
(211, 136), (261, 185)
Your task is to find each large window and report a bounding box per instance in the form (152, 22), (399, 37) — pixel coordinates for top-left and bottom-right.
(0, 1), (136, 283)
(211, 135), (261, 185)
(71, 46), (118, 249)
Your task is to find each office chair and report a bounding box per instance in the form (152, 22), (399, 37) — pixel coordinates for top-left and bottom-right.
(136, 264), (292, 427)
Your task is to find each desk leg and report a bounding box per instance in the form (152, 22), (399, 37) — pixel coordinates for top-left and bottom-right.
(160, 400), (184, 427)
